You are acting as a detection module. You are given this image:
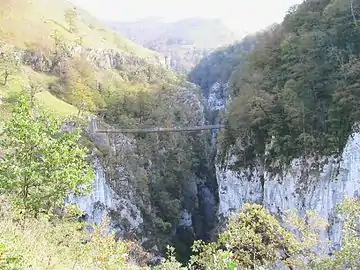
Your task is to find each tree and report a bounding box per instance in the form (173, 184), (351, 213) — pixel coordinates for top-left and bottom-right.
(0, 45), (20, 85)
(64, 8), (78, 33)
(189, 240), (235, 270)
(0, 94), (94, 217)
(67, 71), (96, 117)
(154, 246), (187, 270)
(315, 198), (360, 269)
(189, 204), (324, 270)
(50, 30), (71, 73)
(27, 76), (44, 105)
(65, 68), (97, 117)
(221, 204), (300, 268)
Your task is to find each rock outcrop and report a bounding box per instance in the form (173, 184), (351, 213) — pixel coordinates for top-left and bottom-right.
(21, 45), (168, 73)
(217, 132), (360, 253)
(68, 120), (146, 240)
(71, 158), (144, 238)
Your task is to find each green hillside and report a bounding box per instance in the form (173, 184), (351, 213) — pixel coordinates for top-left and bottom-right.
(0, 0), (157, 58)
(0, 0), (211, 256)
(1, 0), (360, 269)
(219, 0), (360, 171)
(0, 0), (179, 119)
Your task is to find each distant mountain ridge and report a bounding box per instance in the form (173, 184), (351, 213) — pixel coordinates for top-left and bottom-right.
(108, 17), (242, 73)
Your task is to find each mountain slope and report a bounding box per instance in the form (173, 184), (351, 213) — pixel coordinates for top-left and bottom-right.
(0, 0), (177, 117)
(109, 17), (238, 48)
(0, 0), (158, 59)
(109, 17), (240, 73)
(0, 0), (216, 257)
(186, 1), (360, 265)
(219, 0), (360, 170)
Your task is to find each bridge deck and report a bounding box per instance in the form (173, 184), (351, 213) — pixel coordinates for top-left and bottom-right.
(95, 124), (225, 133)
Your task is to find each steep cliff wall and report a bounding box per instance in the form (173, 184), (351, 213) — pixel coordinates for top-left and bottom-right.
(204, 79), (360, 255)
(70, 158), (144, 238)
(196, 1), (360, 255)
(68, 120), (147, 240)
(217, 132), (360, 253)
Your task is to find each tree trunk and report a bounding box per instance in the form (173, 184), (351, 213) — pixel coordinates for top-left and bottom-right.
(2, 71), (9, 86)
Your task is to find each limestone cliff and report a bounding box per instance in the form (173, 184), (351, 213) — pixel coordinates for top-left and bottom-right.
(206, 80), (360, 254)
(22, 45), (169, 74)
(217, 133), (360, 253)
(70, 158), (144, 239)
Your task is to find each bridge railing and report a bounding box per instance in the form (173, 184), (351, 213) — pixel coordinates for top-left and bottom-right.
(90, 118), (225, 134)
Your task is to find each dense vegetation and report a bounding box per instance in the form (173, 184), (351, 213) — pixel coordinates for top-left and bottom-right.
(0, 96), (151, 269)
(160, 200), (360, 269)
(1, 106), (358, 270)
(216, 0), (360, 171)
(100, 82), (213, 242)
(0, 0), (213, 255)
(0, 99), (358, 270)
(0, 95), (94, 217)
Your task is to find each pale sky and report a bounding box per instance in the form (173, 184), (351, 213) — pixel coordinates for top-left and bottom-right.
(69, 0), (304, 34)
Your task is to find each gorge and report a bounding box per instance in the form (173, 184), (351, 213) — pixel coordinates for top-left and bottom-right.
(72, 0), (360, 263)
(1, 0), (360, 268)
(75, 73), (360, 260)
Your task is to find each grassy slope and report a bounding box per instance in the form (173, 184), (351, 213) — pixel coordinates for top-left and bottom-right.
(0, 0), (168, 118)
(0, 68), (79, 118)
(0, 0), (158, 58)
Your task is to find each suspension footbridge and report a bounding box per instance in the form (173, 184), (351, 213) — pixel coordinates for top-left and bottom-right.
(91, 119), (225, 134)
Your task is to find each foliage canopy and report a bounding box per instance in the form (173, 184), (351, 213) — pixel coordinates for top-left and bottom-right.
(0, 94), (94, 216)
(219, 0), (360, 170)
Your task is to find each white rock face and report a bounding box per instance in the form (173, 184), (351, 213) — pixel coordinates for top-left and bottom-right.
(217, 133), (360, 253)
(71, 159), (114, 225)
(217, 166), (264, 217)
(69, 159), (143, 236)
(67, 120), (145, 237)
(208, 82), (228, 111)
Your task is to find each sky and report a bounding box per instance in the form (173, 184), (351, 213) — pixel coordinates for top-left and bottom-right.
(69, 0), (304, 34)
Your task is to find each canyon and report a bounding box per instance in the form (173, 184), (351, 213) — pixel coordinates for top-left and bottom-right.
(2, 0), (359, 266)
(72, 75), (360, 259)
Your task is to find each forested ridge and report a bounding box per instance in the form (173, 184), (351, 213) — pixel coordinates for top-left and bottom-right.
(219, 0), (360, 171)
